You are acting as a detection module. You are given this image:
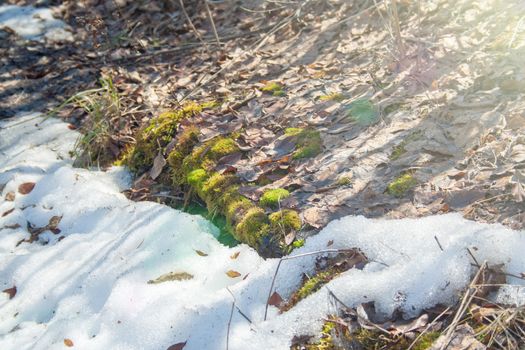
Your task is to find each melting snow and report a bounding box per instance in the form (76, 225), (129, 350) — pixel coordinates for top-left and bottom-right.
(1, 114), (524, 349)
(0, 5), (72, 42)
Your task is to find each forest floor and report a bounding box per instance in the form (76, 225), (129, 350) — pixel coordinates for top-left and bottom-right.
(2, 0), (524, 241)
(2, 1), (525, 348)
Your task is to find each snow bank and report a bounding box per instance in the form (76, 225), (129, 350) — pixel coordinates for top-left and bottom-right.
(1, 114), (524, 349)
(0, 5), (72, 42)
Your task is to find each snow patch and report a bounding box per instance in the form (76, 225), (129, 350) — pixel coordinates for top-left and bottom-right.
(1, 114), (524, 349)
(0, 5), (72, 42)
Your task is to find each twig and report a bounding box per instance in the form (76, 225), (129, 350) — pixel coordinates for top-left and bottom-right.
(204, 0), (221, 47)
(179, 0), (207, 48)
(226, 287), (253, 324)
(439, 262), (488, 350)
(226, 300), (235, 350)
(466, 248), (481, 267)
(434, 236), (444, 251)
(407, 306), (452, 350)
(263, 248), (357, 321)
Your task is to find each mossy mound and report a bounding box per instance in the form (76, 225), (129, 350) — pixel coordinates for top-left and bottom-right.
(119, 102), (204, 174)
(293, 320), (440, 350)
(235, 207), (271, 247)
(269, 209), (301, 232)
(260, 188), (290, 208)
(119, 102), (307, 255)
(261, 81), (285, 96)
(387, 173), (418, 198)
(285, 127), (322, 159)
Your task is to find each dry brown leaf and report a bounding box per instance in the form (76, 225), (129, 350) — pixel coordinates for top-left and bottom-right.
(2, 208), (14, 217)
(64, 338), (74, 347)
(226, 270), (241, 278)
(230, 251), (240, 259)
(166, 342), (186, 350)
(150, 153), (166, 180)
(2, 286), (16, 299)
(268, 291), (284, 308)
(5, 191), (15, 201)
(18, 182), (35, 195)
(148, 272), (194, 284)
(284, 231), (296, 246)
(194, 250), (208, 257)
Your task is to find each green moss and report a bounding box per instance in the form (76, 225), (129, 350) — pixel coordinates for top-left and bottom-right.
(335, 176), (352, 186)
(317, 320), (337, 350)
(261, 81), (285, 96)
(187, 169), (208, 187)
(285, 127), (303, 137)
(168, 126), (201, 185)
(319, 93), (345, 102)
(260, 188), (290, 207)
(412, 332), (441, 350)
(201, 173), (238, 210)
(123, 102), (203, 174)
(226, 197), (255, 227)
(295, 319), (440, 350)
(390, 131), (422, 161)
(298, 270), (335, 299)
(235, 207), (270, 247)
(209, 137), (239, 159)
(292, 239), (305, 248)
(294, 129), (322, 159)
(387, 173), (418, 198)
(269, 210), (301, 232)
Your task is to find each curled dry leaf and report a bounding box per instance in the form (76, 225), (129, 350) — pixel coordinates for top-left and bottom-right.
(18, 182), (35, 195)
(63, 338), (74, 347)
(194, 250), (208, 257)
(2, 208), (14, 217)
(226, 270), (241, 278)
(2, 286), (16, 299)
(167, 341), (186, 350)
(230, 251), (240, 259)
(148, 272), (194, 284)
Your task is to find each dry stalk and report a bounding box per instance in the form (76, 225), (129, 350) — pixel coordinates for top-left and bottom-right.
(439, 261), (488, 350)
(204, 0), (221, 47)
(179, 0), (208, 48)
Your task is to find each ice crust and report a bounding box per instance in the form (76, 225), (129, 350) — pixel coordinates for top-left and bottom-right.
(0, 5), (72, 42)
(1, 114), (524, 349)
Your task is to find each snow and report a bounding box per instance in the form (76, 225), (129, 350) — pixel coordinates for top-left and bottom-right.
(0, 5), (72, 42)
(1, 114), (524, 350)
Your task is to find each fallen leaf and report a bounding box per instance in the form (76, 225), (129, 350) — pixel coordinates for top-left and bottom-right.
(4, 223), (21, 230)
(2, 208), (14, 217)
(5, 192), (15, 201)
(268, 291), (284, 308)
(64, 338), (74, 347)
(326, 240), (334, 247)
(194, 250), (208, 257)
(148, 272), (194, 284)
(167, 342), (186, 350)
(150, 152), (166, 180)
(230, 251), (240, 259)
(284, 231), (296, 246)
(226, 270), (241, 278)
(18, 182), (35, 195)
(2, 286), (16, 299)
